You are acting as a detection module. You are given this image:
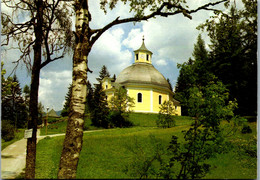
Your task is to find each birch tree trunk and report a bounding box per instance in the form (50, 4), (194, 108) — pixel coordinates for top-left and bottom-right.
(58, 0), (91, 178)
(25, 0), (43, 178)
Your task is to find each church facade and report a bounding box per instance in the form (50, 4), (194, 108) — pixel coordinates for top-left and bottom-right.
(101, 39), (181, 115)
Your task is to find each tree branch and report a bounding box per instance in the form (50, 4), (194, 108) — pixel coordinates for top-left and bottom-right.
(90, 0), (227, 47)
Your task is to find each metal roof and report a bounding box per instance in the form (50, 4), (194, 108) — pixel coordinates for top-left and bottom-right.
(115, 62), (170, 89)
(134, 39), (153, 54)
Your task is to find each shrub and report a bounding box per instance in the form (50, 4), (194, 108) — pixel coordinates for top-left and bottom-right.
(241, 125), (252, 134)
(1, 120), (15, 141)
(108, 111), (133, 128)
(157, 101), (176, 128)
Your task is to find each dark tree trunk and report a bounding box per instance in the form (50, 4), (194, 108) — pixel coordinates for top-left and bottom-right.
(25, 0), (43, 178)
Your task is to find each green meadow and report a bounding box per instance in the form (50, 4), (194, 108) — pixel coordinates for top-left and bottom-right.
(35, 113), (256, 179)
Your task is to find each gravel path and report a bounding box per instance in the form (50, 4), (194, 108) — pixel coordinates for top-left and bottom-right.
(1, 129), (103, 179)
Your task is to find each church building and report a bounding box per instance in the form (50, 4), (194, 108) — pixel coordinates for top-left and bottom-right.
(101, 38), (181, 115)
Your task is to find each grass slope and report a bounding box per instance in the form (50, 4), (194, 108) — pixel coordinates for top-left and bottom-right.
(35, 114), (257, 179)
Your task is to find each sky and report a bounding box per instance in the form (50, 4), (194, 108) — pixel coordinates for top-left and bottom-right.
(1, 0), (242, 111)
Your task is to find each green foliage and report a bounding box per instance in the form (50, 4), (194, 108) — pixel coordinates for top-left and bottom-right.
(197, 1), (257, 115)
(176, 1), (257, 116)
(157, 101), (176, 128)
(110, 86), (135, 113)
(1, 62), (28, 129)
(1, 120), (15, 141)
(161, 81), (236, 179)
(1, 128), (25, 150)
(91, 84), (110, 128)
(241, 125), (252, 134)
(108, 111), (133, 128)
(175, 35), (213, 115)
(124, 135), (166, 179)
(85, 81), (94, 114)
(96, 65), (110, 82)
(89, 66), (111, 128)
(126, 81), (237, 179)
(109, 86), (135, 128)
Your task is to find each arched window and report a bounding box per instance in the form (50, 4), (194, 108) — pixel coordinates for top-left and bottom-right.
(146, 54), (149, 61)
(137, 93), (142, 103)
(159, 95), (162, 104)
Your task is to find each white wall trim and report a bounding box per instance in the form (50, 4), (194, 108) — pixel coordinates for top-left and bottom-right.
(133, 110), (158, 114)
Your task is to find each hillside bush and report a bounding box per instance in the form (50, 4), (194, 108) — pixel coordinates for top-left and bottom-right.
(1, 120), (15, 141)
(157, 101), (176, 128)
(108, 111), (133, 128)
(241, 125), (252, 134)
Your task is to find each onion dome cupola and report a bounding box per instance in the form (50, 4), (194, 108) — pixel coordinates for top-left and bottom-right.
(134, 36), (153, 64)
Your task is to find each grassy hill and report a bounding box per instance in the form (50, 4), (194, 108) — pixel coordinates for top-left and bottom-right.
(35, 113), (257, 179)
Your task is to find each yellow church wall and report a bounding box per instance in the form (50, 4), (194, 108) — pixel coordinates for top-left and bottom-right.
(103, 85), (182, 115)
(152, 90), (169, 113)
(127, 87), (151, 112)
(175, 106), (181, 116)
(169, 96), (181, 116)
(102, 79), (112, 90)
(135, 52), (152, 64)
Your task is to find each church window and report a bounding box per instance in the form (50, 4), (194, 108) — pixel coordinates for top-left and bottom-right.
(106, 85), (108, 89)
(137, 93), (142, 103)
(136, 54), (139, 60)
(146, 54), (149, 61)
(159, 95), (162, 104)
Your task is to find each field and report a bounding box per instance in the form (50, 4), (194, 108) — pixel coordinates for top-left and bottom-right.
(35, 113), (257, 179)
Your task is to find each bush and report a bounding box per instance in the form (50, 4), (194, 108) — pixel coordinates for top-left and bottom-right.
(157, 101), (176, 128)
(243, 116), (256, 122)
(108, 111), (133, 128)
(241, 125), (252, 134)
(1, 120), (15, 141)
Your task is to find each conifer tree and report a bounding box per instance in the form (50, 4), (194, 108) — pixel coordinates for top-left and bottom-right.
(96, 65), (111, 82)
(198, 1), (257, 115)
(175, 35), (212, 115)
(85, 81), (94, 114)
(91, 84), (110, 128)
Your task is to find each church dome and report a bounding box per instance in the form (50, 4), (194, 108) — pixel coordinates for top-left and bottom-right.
(115, 62), (170, 89)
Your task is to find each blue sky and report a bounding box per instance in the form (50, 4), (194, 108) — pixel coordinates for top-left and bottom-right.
(1, 0), (242, 111)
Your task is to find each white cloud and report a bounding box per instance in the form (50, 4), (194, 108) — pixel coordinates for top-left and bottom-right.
(122, 28), (143, 49)
(88, 27), (132, 85)
(155, 59), (167, 66)
(89, 0), (133, 29)
(2, 0), (242, 111)
(38, 70), (72, 110)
